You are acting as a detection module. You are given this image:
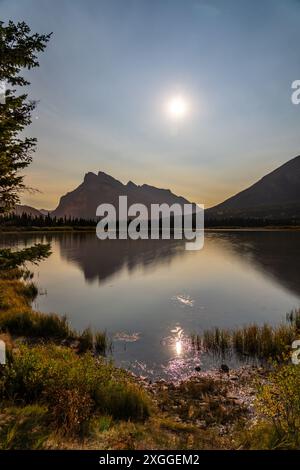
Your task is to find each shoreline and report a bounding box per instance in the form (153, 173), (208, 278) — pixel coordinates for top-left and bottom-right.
(1, 226), (300, 234)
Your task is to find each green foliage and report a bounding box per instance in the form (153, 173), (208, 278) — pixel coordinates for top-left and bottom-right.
(0, 21), (51, 213)
(0, 344), (151, 428)
(238, 422), (290, 450)
(94, 381), (151, 421)
(239, 363), (300, 450)
(0, 273), (74, 340)
(91, 415), (113, 433)
(0, 271), (113, 346)
(0, 243), (51, 271)
(0, 404), (49, 450)
(0, 310), (73, 339)
(256, 364), (300, 442)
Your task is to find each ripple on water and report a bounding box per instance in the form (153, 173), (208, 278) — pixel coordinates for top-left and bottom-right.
(173, 294), (195, 307)
(114, 331), (141, 342)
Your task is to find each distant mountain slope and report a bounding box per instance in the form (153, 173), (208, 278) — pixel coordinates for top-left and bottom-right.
(39, 208), (52, 216)
(207, 155), (300, 220)
(51, 171), (191, 219)
(14, 204), (42, 217)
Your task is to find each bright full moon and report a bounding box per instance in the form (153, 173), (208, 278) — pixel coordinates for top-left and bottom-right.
(166, 95), (189, 120)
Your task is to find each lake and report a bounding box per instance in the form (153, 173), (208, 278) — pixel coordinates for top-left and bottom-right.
(1, 231), (300, 380)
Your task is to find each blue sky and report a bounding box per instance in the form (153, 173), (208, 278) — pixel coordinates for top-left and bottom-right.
(1, 0), (300, 209)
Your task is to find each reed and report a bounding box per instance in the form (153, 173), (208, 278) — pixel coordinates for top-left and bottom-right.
(78, 327), (94, 353)
(94, 330), (112, 356)
(202, 327), (231, 354)
(286, 309), (300, 330)
(0, 310), (74, 339)
(191, 316), (298, 360)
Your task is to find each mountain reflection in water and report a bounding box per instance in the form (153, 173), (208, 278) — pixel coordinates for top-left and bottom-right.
(1, 231), (299, 379)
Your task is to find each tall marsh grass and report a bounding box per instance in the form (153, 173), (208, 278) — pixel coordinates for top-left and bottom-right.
(78, 328), (112, 356)
(191, 310), (300, 360)
(286, 309), (300, 329)
(0, 310), (73, 339)
(95, 330), (112, 356)
(0, 276), (112, 354)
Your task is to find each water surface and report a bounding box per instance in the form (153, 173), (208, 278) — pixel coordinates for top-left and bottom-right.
(1, 231), (299, 379)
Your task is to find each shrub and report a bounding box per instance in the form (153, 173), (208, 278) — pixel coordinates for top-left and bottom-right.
(239, 422), (289, 450)
(0, 345), (151, 429)
(94, 381), (151, 421)
(256, 363), (300, 442)
(49, 388), (94, 435)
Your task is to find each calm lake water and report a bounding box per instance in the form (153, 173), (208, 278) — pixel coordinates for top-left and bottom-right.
(1, 231), (300, 379)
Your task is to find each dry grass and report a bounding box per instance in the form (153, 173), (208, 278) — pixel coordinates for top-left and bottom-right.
(191, 315), (300, 360)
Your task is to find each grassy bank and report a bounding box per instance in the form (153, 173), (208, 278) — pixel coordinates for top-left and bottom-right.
(0, 266), (112, 354)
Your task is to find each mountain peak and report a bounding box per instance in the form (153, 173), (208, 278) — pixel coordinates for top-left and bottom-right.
(97, 170), (110, 178)
(127, 180), (137, 189)
(83, 171), (122, 186)
(51, 171), (190, 219)
(207, 155), (300, 219)
(83, 172), (97, 183)
(97, 171), (123, 186)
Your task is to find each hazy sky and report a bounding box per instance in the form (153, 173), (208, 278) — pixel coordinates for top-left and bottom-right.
(2, 0), (300, 209)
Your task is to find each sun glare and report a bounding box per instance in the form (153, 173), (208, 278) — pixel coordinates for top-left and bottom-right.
(175, 339), (182, 356)
(166, 95), (189, 120)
